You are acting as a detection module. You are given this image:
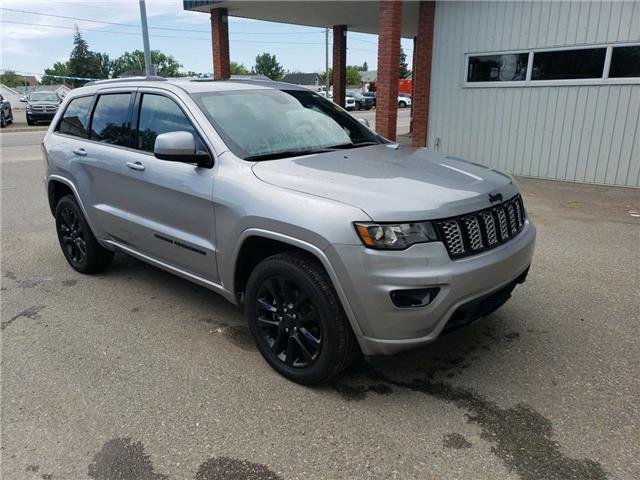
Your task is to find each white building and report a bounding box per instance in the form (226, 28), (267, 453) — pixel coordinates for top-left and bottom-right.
(428, 1), (639, 187)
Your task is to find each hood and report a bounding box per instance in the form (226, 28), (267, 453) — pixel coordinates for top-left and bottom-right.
(28, 100), (59, 106)
(251, 145), (518, 221)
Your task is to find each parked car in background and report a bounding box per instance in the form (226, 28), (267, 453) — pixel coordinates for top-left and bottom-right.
(21, 91), (61, 125)
(43, 77), (535, 385)
(351, 93), (374, 111)
(363, 91), (376, 107)
(0, 95), (14, 128)
(398, 93), (412, 108)
(344, 95), (356, 110)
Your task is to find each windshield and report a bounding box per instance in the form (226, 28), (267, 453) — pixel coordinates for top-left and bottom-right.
(29, 92), (59, 102)
(191, 89), (382, 160)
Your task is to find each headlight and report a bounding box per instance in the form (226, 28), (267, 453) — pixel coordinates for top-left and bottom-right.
(354, 221), (438, 250)
(26, 105), (32, 112)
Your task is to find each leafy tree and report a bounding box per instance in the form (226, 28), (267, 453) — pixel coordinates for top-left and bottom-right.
(361, 61), (369, 71)
(111, 50), (182, 78)
(0, 70), (27, 87)
(252, 53), (284, 80)
(41, 62), (70, 85)
(399, 47), (411, 79)
(67, 29), (103, 86)
(94, 52), (112, 79)
(230, 62), (250, 75)
(346, 65), (363, 85)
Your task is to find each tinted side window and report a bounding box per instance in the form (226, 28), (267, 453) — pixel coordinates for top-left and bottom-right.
(58, 96), (93, 138)
(90, 93), (132, 147)
(609, 46), (640, 78)
(467, 53), (528, 82)
(136, 94), (203, 152)
(532, 48), (606, 80)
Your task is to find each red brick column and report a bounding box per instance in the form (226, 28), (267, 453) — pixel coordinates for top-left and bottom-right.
(211, 8), (230, 80)
(332, 25), (347, 108)
(412, 1), (435, 147)
(375, 0), (403, 141)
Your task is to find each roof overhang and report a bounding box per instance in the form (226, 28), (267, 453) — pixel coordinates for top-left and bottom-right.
(184, 1), (420, 38)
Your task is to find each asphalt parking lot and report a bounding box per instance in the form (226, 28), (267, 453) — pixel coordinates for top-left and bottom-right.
(1, 129), (639, 480)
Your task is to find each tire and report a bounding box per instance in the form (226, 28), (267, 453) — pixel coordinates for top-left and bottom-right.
(55, 195), (114, 274)
(0, 112), (5, 128)
(399, 101), (407, 108)
(245, 252), (357, 385)
(26, 116), (34, 126)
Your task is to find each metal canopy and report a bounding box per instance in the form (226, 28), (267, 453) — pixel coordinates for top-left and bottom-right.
(184, 1), (420, 38)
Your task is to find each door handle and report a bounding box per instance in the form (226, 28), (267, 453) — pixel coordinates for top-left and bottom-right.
(126, 161), (145, 171)
(72, 147), (87, 156)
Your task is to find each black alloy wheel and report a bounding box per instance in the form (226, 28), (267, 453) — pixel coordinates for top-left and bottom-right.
(255, 275), (322, 368)
(58, 206), (88, 265)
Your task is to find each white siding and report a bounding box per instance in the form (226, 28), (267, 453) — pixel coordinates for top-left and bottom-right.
(427, 0), (640, 187)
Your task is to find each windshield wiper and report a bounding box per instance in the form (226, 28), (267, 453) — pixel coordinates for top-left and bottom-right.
(325, 141), (380, 149)
(245, 148), (333, 161)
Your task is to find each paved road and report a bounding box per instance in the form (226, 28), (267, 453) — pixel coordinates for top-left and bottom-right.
(352, 108), (411, 135)
(1, 130), (639, 480)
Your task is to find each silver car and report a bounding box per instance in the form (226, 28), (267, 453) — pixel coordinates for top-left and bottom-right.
(42, 77), (535, 385)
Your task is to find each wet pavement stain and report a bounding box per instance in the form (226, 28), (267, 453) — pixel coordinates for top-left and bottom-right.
(330, 382), (393, 401)
(26, 464), (40, 472)
(368, 369), (608, 480)
(200, 319), (255, 351)
(41, 474), (53, 480)
(61, 279), (78, 287)
(1, 305), (46, 330)
(443, 432), (472, 449)
(88, 438), (168, 480)
(195, 457), (283, 480)
(504, 332), (521, 341)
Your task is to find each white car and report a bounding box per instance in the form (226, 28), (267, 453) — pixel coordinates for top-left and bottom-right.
(398, 95), (412, 108)
(345, 96), (356, 110)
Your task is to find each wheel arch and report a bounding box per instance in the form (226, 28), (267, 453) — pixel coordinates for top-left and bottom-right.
(231, 229), (363, 337)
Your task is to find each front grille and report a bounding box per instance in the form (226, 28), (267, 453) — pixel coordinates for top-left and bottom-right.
(31, 105), (57, 113)
(436, 194), (527, 259)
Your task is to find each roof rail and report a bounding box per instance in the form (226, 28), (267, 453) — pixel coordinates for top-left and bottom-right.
(85, 76), (168, 86)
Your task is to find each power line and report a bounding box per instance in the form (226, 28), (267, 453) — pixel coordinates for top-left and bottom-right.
(0, 7), (326, 35)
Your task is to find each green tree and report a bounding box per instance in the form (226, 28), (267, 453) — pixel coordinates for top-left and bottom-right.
(94, 52), (112, 79)
(41, 62), (70, 85)
(361, 61), (369, 71)
(67, 29), (103, 86)
(252, 53), (284, 80)
(111, 50), (182, 78)
(399, 47), (411, 79)
(346, 65), (363, 85)
(0, 70), (27, 87)
(230, 62), (250, 75)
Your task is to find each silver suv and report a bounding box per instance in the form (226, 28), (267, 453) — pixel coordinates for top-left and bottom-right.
(43, 77), (535, 384)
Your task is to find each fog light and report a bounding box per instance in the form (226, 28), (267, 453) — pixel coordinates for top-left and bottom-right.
(390, 288), (440, 308)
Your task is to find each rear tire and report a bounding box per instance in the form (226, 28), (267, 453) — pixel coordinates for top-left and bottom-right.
(245, 252), (357, 385)
(55, 195), (113, 274)
(0, 112), (5, 128)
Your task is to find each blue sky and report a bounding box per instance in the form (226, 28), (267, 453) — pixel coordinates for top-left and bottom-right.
(1, 0), (414, 79)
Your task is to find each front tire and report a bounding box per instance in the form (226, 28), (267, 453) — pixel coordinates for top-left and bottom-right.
(26, 116), (34, 126)
(0, 112), (5, 128)
(55, 195), (114, 274)
(399, 101), (407, 108)
(246, 252), (357, 385)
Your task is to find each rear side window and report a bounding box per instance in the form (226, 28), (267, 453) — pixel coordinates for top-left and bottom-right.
(90, 93), (132, 147)
(136, 94), (203, 152)
(58, 96), (93, 138)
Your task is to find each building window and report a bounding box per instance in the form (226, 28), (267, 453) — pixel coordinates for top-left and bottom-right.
(465, 43), (639, 86)
(531, 48), (606, 80)
(609, 46), (640, 78)
(467, 53), (528, 82)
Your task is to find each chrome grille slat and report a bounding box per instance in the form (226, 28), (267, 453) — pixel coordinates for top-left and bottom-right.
(437, 194), (526, 259)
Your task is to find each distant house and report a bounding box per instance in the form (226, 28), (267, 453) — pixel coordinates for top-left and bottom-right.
(281, 73), (326, 91)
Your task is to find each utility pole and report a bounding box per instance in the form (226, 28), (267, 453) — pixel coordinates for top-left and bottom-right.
(325, 28), (329, 96)
(139, 0), (154, 76)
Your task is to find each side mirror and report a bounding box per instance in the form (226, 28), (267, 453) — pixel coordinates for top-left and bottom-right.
(20, 96), (28, 103)
(154, 131), (213, 168)
(358, 118), (370, 128)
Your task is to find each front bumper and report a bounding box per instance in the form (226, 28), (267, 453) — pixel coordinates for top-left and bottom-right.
(27, 112), (56, 121)
(326, 221), (536, 355)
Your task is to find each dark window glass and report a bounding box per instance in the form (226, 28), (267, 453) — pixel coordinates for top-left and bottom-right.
(58, 96), (93, 138)
(90, 93), (132, 147)
(609, 46), (640, 78)
(467, 53), (528, 82)
(136, 94), (203, 152)
(532, 48), (606, 80)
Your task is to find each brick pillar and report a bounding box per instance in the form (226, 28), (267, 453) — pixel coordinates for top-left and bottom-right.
(410, 35), (417, 134)
(412, 1), (435, 147)
(332, 25), (347, 108)
(211, 8), (230, 80)
(375, 0), (403, 141)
